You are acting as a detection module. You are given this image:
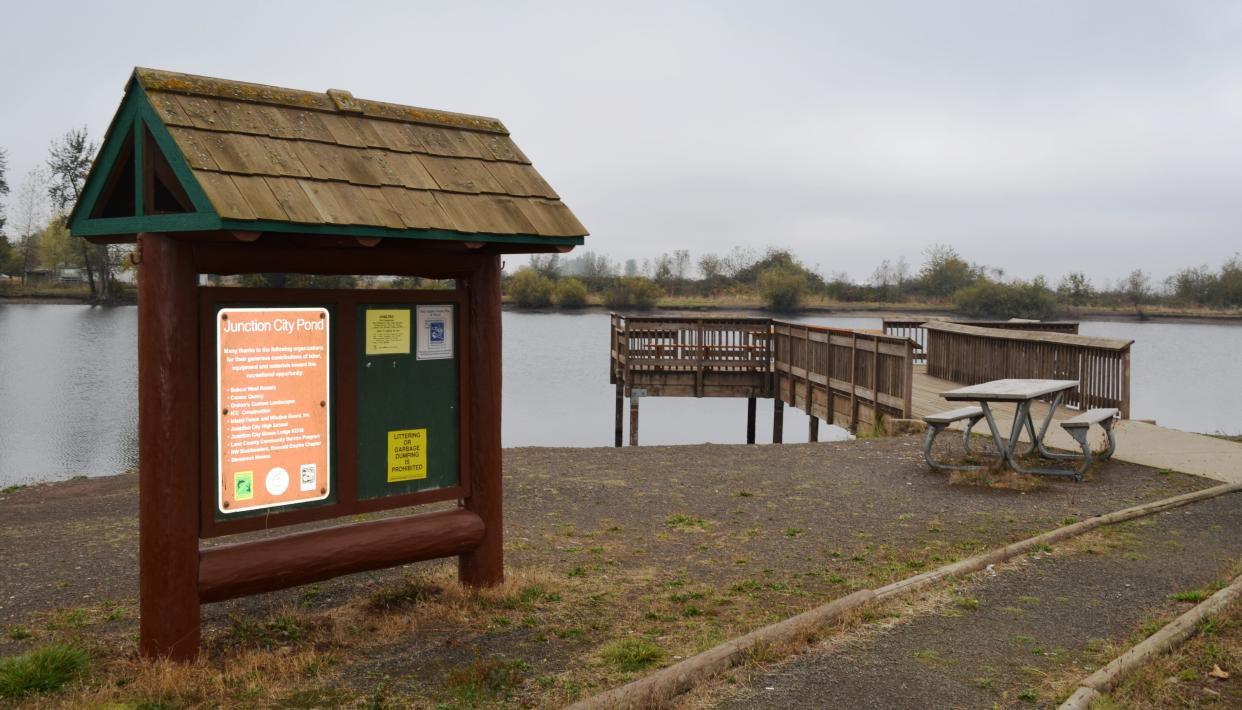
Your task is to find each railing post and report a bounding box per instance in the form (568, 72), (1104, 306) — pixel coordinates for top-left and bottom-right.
(903, 340), (914, 418)
(809, 416), (819, 442)
(849, 331), (858, 431)
(1121, 347), (1131, 419)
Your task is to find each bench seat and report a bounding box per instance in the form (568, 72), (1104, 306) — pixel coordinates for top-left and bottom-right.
(1060, 408), (1119, 429)
(924, 406), (984, 425)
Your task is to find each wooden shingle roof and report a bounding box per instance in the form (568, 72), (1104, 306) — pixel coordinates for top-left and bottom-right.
(70, 68), (586, 246)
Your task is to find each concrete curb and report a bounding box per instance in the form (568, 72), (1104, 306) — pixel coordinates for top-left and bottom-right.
(569, 482), (1242, 710)
(1057, 570), (1242, 710)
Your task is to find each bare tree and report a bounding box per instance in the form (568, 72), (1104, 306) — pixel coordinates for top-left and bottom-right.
(529, 253), (560, 279)
(47, 128), (104, 299)
(0, 147), (10, 238)
(13, 169), (49, 284)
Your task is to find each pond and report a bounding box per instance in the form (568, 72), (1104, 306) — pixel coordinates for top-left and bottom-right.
(1, 304), (1239, 486)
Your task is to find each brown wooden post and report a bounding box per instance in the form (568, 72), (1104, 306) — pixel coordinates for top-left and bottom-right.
(1121, 348), (1131, 419)
(629, 395), (640, 446)
(746, 396), (757, 444)
(903, 341), (914, 418)
(809, 416), (819, 442)
(614, 381), (624, 448)
(137, 233), (201, 661)
(849, 332), (859, 431)
(773, 398), (784, 444)
(460, 254), (503, 588)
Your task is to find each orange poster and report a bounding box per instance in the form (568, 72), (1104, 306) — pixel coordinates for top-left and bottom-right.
(216, 307), (331, 514)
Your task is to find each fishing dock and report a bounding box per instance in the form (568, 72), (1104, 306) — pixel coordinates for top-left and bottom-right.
(609, 314), (1242, 483)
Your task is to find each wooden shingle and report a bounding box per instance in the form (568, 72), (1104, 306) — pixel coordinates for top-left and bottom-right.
(133, 68), (586, 239)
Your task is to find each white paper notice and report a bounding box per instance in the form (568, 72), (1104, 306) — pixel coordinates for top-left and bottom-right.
(416, 305), (454, 360)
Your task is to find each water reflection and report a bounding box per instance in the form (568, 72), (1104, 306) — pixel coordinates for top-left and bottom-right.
(0, 305), (1238, 485)
(0, 305), (139, 485)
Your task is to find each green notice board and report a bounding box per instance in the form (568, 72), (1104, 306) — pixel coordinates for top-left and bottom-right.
(356, 303), (459, 499)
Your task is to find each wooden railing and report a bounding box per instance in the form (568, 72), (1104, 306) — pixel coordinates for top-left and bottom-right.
(882, 318), (1080, 363)
(923, 321), (1132, 417)
(609, 314), (772, 397)
(610, 314), (918, 433)
(772, 322), (917, 427)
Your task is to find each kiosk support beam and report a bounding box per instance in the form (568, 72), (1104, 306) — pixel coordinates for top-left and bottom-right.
(138, 233), (201, 661)
(459, 255), (504, 587)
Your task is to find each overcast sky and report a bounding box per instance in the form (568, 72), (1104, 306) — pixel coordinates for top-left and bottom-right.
(2, 1), (1240, 284)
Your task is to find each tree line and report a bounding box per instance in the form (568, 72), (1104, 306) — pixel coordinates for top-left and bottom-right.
(504, 244), (1242, 317)
(0, 131), (130, 302)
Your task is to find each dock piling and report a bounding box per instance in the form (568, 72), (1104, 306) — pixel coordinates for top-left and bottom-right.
(629, 395), (640, 446)
(746, 397), (757, 444)
(773, 399), (784, 444)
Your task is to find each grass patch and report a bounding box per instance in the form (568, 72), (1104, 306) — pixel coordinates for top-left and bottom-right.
(444, 656), (527, 704)
(367, 574), (444, 612)
(665, 514), (709, 532)
(1170, 589), (1208, 603)
(599, 638), (665, 672)
(0, 643), (89, 699)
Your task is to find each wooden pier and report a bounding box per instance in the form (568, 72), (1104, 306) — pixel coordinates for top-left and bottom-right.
(609, 315), (919, 445)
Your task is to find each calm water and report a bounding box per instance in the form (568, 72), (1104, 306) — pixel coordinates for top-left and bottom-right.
(1, 305), (1239, 485)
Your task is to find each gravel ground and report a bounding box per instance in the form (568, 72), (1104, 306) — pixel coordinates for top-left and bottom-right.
(0, 436), (1216, 706)
(719, 492), (1242, 709)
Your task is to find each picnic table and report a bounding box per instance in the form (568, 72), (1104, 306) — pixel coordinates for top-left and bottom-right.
(923, 378), (1118, 480)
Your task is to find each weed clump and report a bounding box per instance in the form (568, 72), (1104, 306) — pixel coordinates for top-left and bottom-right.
(444, 656), (528, 703)
(599, 638), (665, 672)
(367, 575), (444, 613)
(0, 643), (89, 699)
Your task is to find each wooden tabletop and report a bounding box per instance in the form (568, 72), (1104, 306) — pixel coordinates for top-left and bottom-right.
(942, 379), (1078, 402)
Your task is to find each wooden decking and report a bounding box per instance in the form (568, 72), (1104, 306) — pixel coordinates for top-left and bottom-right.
(913, 365), (1242, 484)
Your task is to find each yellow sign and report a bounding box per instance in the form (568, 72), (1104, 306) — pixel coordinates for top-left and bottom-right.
(387, 428), (428, 482)
(366, 309), (410, 355)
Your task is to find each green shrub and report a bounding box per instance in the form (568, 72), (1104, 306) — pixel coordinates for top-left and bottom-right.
(0, 643), (89, 699)
(757, 265), (808, 312)
(954, 279), (1057, 320)
(506, 267), (555, 308)
(554, 278), (589, 308)
(604, 277), (662, 310)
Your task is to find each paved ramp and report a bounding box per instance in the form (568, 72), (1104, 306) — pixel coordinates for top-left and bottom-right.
(912, 367), (1242, 484)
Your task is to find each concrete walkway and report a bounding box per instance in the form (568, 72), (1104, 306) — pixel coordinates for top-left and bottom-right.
(912, 368), (1242, 484)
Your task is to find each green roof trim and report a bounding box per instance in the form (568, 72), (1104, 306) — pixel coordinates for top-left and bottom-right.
(70, 83), (219, 236)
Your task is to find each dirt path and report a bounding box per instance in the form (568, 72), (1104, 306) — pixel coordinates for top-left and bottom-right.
(718, 492), (1242, 709)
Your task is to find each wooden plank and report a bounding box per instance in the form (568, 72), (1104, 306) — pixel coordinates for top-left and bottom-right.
(419, 156), (507, 194)
(924, 321), (1131, 350)
(482, 161), (559, 199)
(382, 153), (440, 191)
(252, 136), (312, 178)
(262, 177), (321, 223)
(229, 175), (289, 221)
(165, 127), (221, 171)
(380, 186), (458, 231)
(195, 172), (256, 219)
(296, 178), (353, 224)
(359, 187), (407, 230)
(316, 112), (368, 148)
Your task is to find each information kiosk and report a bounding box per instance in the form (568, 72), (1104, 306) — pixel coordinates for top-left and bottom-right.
(69, 68), (587, 660)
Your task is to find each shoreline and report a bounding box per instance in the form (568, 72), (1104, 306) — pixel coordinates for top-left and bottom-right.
(5, 295), (1242, 324)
